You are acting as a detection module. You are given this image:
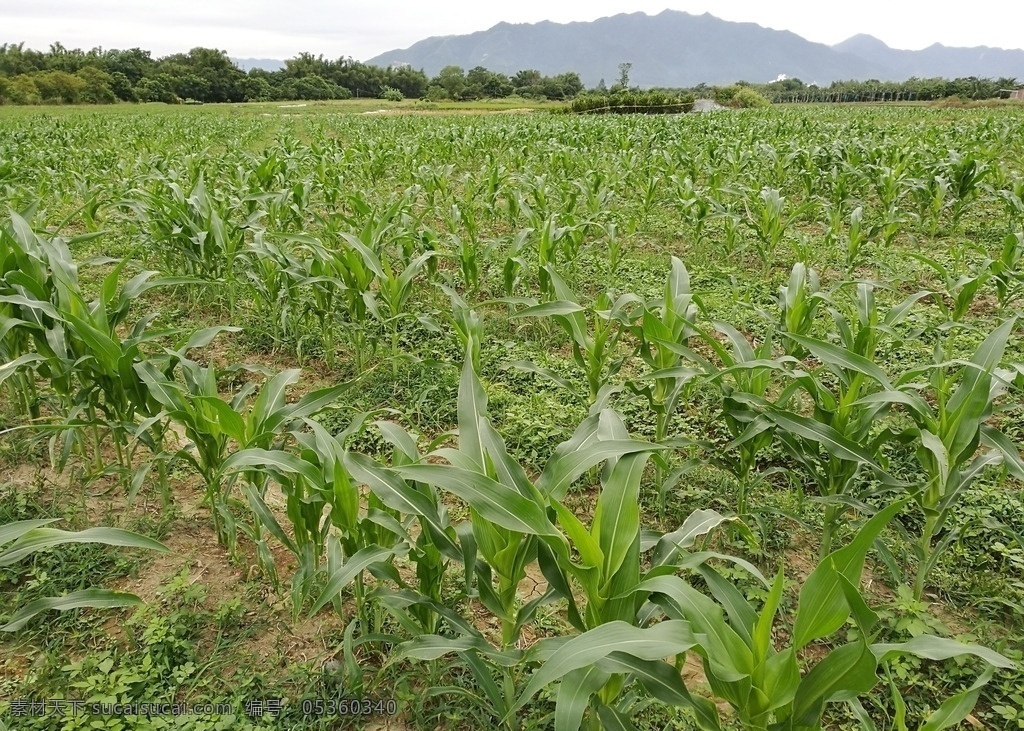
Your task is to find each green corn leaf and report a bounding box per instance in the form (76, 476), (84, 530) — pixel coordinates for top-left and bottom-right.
(310, 543), (395, 614)
(0, 519), (61, 547)
(594, 452), (649, 581)
(344, 453), (459, 558)
(2, 589), (144, 632)
(394, 464), (558, 536)
(870, 635), (1015, 668)
(784, 332), (893, 389)
(596, 703), (640, 731)
(792, 642), (878, 726)
(221, 448), (322, 486)
(507, 620), (698, 718)
(919, 667), (995, 731)
(765, 408), (886, 468)
(554, 665), (611, 731)
(792, 499), (906, 649)
(0, 526), (168, 567)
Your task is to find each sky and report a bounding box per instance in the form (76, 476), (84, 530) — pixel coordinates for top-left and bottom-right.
(3, 1), (1023, 62)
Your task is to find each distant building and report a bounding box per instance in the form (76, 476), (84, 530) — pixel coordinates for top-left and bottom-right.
(389, 62), (411, 71)
(1011, 88), (1024, 100)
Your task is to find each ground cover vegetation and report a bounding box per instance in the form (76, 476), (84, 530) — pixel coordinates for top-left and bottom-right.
(0, 102), (1023, 731)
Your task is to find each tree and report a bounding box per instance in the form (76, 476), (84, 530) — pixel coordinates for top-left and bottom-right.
(617, 61), (632, 88)
(75, 66), (116, 103)
(433, 65), (467, 100)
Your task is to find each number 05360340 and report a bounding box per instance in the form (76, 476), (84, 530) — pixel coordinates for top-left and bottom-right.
(300, 697), (398, 716)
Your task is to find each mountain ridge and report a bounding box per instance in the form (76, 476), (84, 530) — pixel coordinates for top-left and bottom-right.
(364, 11), (1023, 87)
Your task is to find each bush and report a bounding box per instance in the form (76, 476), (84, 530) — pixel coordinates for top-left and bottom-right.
(569, 90), (695, 114)
(729, 86), (770, 108)
(380, 86), (404, 102)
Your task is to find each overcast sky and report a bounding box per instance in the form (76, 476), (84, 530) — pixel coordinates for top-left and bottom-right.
(4, 1), (1023, 62)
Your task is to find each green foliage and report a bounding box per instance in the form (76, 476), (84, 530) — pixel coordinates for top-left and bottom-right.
(569, 90), (696, 114)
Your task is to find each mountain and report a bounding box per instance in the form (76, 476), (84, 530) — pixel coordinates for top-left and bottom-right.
(365, 11), (1024, 87)
(232, 57), (284, 72)
(832, 34), (1024, 81)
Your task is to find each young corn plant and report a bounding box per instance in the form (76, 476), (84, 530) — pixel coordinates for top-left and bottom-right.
(694, 322), (780, 519)
(775, 262), (823, 359)
(629, 256), (700, 446)
(510, 265), (640, 405)
(945, 151), (990, 229)
(138, 360), (353, 554)
(511, 500), (1014, 731)
(221, 417), (405, 620)
(759, 283), (928, 556)
(390, 348), (750, 730)
(1, 518), (168, 632)
(990, 231), (1024, 309)
(339, 230), (435, 374)
(744, 188), (813, 268)
(893, 317), (1024, 600)
(909, 251), (991, 323)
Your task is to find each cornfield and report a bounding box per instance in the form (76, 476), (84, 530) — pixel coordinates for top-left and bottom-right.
(2, 102), (1024, 730)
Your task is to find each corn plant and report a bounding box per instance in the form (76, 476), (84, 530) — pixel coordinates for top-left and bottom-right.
(759, 283), (929, 555)
(511, 500), (1014, 731)
(510, 266), (639, 405)
(0, 214), (193, 490)
(126, 174), (257, 311)
(1, 518), (168, 632)
(137, 361), (353, 553)
(339, 230), (435, 373)
(693, 322), (781, 518)
(744, 188), (812, 268)
(990, 231), (1024, 308)
(893, 317), (1024, 599)
(389, 349), (754, 730)
(775, 262), (823, 359)
(628, 256), (700, 445)
(912, 174), (951, 236)
(945, 151), (990, 228)
(909, 251), (991, 322)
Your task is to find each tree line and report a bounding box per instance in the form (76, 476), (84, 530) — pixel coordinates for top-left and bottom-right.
(753, 75), (1020, 103)
(0, 43), (583, 105)
(0, 42), (1018, 106)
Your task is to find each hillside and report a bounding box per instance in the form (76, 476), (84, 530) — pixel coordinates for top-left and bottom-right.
(366, 10), (1024, 86)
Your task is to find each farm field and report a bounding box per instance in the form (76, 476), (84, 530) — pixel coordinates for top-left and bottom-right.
(1, 102), (1024, 730)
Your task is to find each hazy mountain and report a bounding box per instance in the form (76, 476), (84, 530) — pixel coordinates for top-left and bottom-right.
(365, 10), (1024, 87)
(833, 34), (1024, 81)
(232, 57), (284, 72)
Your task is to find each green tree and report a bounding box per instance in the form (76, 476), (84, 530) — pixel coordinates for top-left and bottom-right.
(75, 66), (116, 103)
(433, 65), (467, 100)
(617, 61), (632, 88)
(33, 70), (85, 103)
